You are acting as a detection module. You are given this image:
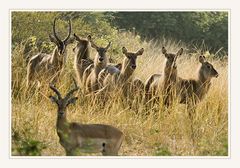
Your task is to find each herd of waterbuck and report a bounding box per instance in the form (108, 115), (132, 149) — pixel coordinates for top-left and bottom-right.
(24, 18), (219, 156)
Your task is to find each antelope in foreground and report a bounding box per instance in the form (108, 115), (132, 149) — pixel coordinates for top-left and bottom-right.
(84, 36), (111, 92)
(73, 34), (94, 88)
(49, 81), (124, 156)
(145, 47), (183, 106)
(26, 18), (74, 87)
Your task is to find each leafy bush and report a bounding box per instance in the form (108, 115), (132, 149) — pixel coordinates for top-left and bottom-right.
(12, 130), (46, 156)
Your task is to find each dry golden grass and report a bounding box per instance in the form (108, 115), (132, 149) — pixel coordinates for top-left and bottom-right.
(11, 33), (228, 156)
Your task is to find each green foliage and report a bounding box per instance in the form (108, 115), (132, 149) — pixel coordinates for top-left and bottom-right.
(154, 144), (172, 156)
(111, 12), (228, 55)
(12, 11), (228, 58)
(12, 11), (118, 51)
(200, 137), (228, 156)
(16, 139), (46, 156)
(12, 130), (46, 156)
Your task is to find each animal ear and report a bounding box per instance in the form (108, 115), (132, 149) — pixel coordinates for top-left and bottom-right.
(136, 48), (144, 56)
(199, 55), (206, 64)
(122, 47), (128, 54)
(105, 42), (112, 50)
(162, 47), (167, 54)
(176, 48), (183, 56)
(49, 96), (58, 103)
(87, 35), (92, 41)
(67, 97), (78, 105)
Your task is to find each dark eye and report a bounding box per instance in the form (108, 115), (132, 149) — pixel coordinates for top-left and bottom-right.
(207, 65), (211, 69)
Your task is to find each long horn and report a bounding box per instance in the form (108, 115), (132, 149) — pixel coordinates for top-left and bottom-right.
(53, 18), (62, 44)
(65, 76), (79, 100)
(63, 19), (72, 43)
(49, 83), (62, 99)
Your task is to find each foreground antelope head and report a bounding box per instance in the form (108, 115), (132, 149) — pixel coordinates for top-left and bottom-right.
(88, 35), (111, 65)
(198, 55), (219, 81)
(49, 80), (123, 156)
(49, 81), (79, 118)
(162, 47), (183, 68)
(122, 47), (144, 70)
(49, 18), (74, 56)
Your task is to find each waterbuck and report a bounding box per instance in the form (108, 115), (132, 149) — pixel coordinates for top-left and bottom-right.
(73, 34), (94, 88)
(49, 81), (124, 156)
(26, 18), (74, 87)
(84, 36), (111, 93)
(177, 55), (219, 107)
(145, 47), (183, 106)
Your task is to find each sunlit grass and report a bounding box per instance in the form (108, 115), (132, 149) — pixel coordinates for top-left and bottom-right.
(11, 32), (228, 156)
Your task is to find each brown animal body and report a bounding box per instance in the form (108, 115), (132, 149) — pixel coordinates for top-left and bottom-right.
(84, 36), (111, 93)
(26, 18), (74, 87)
(145, 47), (183, 106)
(102, 47), (144, 96)
(177, 55), (219, 106)
(49, 81), (124, 156)
(73, 34), (93, 88)
(97, 63), (122, 88)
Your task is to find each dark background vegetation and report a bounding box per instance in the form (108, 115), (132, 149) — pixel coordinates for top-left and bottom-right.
(12, 11), (228, 56)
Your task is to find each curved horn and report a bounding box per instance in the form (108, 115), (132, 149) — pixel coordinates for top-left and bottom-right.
(53, 18), (62, 45)
(63, 19), (72, 43)
(49, 83), (62, 99)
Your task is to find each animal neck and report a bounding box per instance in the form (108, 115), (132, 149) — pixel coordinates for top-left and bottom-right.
(120, 59), (134, 83)
(163, 64), (177, 84)
(196, 70), (212, 99)
(94, 55), (107, 76)
(75, 45), (90, 64)
(56, 114), (69, 137)
(51, 47), (65, 68)
(198, 70), (211, 86)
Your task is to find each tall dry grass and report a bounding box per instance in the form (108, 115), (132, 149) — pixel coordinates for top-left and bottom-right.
(11, 32), (228, 156)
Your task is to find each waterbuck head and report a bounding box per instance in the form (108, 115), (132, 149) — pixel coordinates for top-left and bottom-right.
(88, 35), (111, 64)
(49, 18), (74, 56)
(72, 33), (90, 59)
(162, 47), (183, 68)
(49, 80), (79, 118)
(198, 55), (219, 80)
(122, 47), (144, 70)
